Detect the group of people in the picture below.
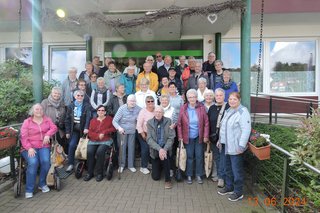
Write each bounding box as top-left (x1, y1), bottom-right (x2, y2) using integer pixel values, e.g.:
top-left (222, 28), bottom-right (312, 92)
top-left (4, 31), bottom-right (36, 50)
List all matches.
top-left (19, 51), bottom-right (250, 202)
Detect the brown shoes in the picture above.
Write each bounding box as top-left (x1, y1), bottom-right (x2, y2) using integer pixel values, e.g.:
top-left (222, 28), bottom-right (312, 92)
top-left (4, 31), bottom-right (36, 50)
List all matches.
top-left (165, 181), bottom-right (172, 189)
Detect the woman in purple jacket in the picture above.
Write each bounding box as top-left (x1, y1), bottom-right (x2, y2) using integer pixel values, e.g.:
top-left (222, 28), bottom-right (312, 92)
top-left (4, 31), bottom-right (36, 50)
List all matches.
top-left (20, 104), bottom-right (58, 199)
top-left (177, 89), bottom-right (209, 184)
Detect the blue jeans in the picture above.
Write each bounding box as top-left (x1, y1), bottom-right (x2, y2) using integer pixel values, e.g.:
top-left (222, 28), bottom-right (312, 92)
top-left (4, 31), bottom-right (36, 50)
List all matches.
top-left (185, 137), bottom-right (204, 177)
top-left (225, 154), bottom-right (244, 195)
top-left (21, 148), bottom-right (51, 193)
top-left (68, 131), bottom-right (80, 166)
top-left (212, 143), bottom-right (226, 180)
top-left (138, 134), bottom-right (149, 168)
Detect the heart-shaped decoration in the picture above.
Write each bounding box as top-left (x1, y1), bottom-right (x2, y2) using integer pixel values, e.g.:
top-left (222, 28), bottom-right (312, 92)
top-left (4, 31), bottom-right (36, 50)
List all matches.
top-left (207, 14), bottom-right (218, 24)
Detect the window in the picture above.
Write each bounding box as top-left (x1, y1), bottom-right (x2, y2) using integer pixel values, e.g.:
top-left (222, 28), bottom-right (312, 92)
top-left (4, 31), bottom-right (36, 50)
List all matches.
top-left (221, 42), bottom-right (263, 92)
top-left (49, 46), bottom-right (86, 83)
top-left (269, 41), bottom-right (316, 93)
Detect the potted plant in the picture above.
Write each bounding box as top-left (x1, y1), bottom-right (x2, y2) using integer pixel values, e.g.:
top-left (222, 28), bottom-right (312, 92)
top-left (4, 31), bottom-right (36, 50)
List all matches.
top-left (0, 127), bottom-right (18, 150)
top-left (248, 129), bottom-right (271, 160)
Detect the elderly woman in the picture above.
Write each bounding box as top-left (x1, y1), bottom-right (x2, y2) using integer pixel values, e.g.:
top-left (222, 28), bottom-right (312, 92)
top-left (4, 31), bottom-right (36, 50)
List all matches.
top-left (119, 66), bottom-right (136, 95)
top-left (197, 77), bottom-right (209, 102)
top-left (76, 79), bottom-right (90, 103)
top-left (65, 90), bottom-right (91, 172)
top-left (79, 62), bottom-right (93, 84)
top-left (136, 96), bottom-right (156, 174)
top-left (168, 82), bottom-right (184, 113)
top-left (218, 92), bottom-right (251, 202)
top-left (177, 89), bottom-right (209, 184)
top-left (159, 95), bottom-right (177, 124)
top-left (112, 95), bottom-right (141, 173)
top-left (135, 78), bottom-right (157, 108)
top-left (215, 70), bottom-right (238, 102)
top-left (41, 87), bottom-right (66, 151)
top-left (21, 104), bottom-right (58, 198)
top-left (147, 106), bottom-right (175, 189)
top-left (86, 73), bottom-right (98, 97)
top-left (157, 76), bottom-right (170, 97)
top-left (145, 55), bottom-right (157, 73)
top-left (84, 105), bottom-right (116, 182)
top-left (106, 84), bottom-right (128, 117)
top-left (203, 89), bottom-right (215, 112)
top-left (103, 61), bottom-right (122, 93)
top-left (123, 58), bottom-right (140, 76)
top-left (90, 77), bottom-right (110, 117)
top-left (62, 67), bottom-right (78, 107)
top-left (208, 88), bottom-right (230, 187)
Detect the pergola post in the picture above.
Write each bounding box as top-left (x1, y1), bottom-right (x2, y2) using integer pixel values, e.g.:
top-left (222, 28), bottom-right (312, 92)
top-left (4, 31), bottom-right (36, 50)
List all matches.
top-left (32, 0), bottom-right (43, 103)
top-left (241, 0), bottom-right (251, 111)
top-left (85, 35), bottom-right (93, 62)
top-left (215, 33), bottom-right (222, 60)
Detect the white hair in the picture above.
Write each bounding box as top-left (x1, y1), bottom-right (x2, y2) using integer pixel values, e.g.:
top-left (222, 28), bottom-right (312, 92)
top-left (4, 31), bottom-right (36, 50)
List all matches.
top-left (186, 89), bottom-right (197, 99)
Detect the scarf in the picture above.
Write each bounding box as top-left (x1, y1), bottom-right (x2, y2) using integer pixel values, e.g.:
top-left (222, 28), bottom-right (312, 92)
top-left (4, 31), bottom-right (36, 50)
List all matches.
top-left (74, 101), bottom-right (83, 118)
top-left (221, 81), bottom-right (233, 90)
top-left (48, 94), bottom-right (62, 109)
top-left (96, 86), bottom-right (107, 94)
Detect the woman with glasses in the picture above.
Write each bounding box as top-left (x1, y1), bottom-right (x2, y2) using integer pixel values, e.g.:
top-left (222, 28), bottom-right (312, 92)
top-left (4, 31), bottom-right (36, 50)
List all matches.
top-left (65, 90), bottom-right (91, 172)
top-left (215, 70), bottom-right (239, 102)
top-left (136, 96), bottom-right (156, 174)
top-left (177, 89), bottom-right (209, 184)
top-left (135, 78), bottom-right (157, 108)
top-left (83, 105), bottom-right (116, 182)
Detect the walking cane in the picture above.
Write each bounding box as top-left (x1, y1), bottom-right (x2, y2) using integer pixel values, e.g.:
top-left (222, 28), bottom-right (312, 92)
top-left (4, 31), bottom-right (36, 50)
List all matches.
top-left (175, 139), bottom-right (183, 182)
top-left (118, 133), bottom-right (124, 180)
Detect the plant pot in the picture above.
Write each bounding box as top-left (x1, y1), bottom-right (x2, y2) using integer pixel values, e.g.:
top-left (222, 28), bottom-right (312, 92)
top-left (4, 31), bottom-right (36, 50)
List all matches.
top-left (248, 142), bottom-right (271, 160)
top-left (0, 137), bottom-right (16, 150)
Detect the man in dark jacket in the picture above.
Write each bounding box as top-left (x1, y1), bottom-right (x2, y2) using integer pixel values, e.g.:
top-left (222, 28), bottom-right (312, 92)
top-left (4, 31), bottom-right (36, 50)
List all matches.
top-left (147, 106), bottom-right (175, 189)
top-left (157, 55), bottom-right (172, 83)
top-left (168, 67), bottom-right (183, 95)
top-left (186, 62), bottom-right (209, 91)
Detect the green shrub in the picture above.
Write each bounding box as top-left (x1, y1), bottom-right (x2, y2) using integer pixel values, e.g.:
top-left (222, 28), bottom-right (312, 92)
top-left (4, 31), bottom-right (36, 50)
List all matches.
top-left (0, 60), bottom-right (55, 126)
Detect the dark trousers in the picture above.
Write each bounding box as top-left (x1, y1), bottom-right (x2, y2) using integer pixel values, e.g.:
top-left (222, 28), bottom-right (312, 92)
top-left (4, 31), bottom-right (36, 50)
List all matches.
top-left (87, 144), bottom-right (108, 176)
top-left (151, 157), bottom-right (171, 182)
top-left (137, 134), bottom-right (150, 168)
top-left (225, 154), bottom-right (244, 195)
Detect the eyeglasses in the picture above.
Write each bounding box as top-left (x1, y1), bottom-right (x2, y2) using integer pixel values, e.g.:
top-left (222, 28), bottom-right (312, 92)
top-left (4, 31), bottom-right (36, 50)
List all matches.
top-left (77, 95), bottom-right (84, 97)
top-left (156, 55), bottom-right (162, 58)
top-left (97, 109), bottom-right (105, 112)
top-left (79, 84), bottom-right (86, 86)
top-left (146, 100), bottom-right (154, 103)
top-left (91, 76), bottom-right (97, 78)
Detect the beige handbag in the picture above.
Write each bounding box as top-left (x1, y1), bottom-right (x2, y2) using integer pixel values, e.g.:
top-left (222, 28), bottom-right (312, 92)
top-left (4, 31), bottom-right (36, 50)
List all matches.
top-left (75, 135), bottom-right (89, 160)
top-left (176, 140), bottom-right (187, 172)
top-left (204, 142), bottom-right (213, 178)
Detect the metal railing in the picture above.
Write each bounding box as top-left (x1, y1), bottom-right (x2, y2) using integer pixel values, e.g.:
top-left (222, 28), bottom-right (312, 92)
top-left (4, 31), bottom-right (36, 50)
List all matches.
top-left (251, 93), bottom-right (320, 126)
top-left (247, 141), bottom-right (320, 213)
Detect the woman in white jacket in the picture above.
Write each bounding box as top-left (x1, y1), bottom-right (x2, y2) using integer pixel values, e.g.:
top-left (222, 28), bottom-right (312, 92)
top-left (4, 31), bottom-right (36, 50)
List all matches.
top-left (217, 92), bottom-right (251, 202)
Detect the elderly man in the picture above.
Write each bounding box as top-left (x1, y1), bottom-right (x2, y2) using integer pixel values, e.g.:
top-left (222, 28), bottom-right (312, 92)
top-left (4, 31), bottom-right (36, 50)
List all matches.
top-left (62, 67), bottom-right (78, 107)
top-left (79, 62), bottom-right (94, 84)
top-left (202, 52), bottom-right (216, 79)
top-left (157, 55), bottom-right (172, 82)
top-left (186, 62), bottom-right (209, 90)
top-left (136, 63), bottom-right (159, 92)
top-left (147, 106), bottom-right (175, 189)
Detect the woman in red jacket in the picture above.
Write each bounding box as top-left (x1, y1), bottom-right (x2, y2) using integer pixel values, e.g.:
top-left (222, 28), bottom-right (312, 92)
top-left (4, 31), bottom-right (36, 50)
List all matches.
top-left (20, 104), bottom-right (58, 199)
top-left (84, 105), bottom-right (116, 182)
top-left (177, 89), bottom-right (209, 184)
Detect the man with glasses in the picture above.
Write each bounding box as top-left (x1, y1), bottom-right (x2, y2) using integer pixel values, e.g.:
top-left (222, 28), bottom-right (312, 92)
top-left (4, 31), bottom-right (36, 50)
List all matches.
top-left (157, 55), bottom-right (173, 83)
top-left (154, 52), bottom-right (164, 70)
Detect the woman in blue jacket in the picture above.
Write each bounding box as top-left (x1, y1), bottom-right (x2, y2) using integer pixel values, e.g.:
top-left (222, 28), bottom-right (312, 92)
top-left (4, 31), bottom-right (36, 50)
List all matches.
top-left (215, 70), bottom-right (238, 102)
top-left (217, 92), bottom-right (251, 202)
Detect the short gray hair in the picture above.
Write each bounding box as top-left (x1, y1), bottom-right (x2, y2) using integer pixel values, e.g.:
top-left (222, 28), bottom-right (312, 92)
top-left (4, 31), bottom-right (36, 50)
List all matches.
top-left (214, 60), bottom-right (223, 66)
top-left (69, 67), bottom-right (77, 73)
top-left (159, 94), bottom-right (170, 102)
top-left (203, 89), bottom-right (214, 97)
top-left (197, 77), bottom-right (207, 85)
top-left (97, 77), bottom-right (105, 83)
top-left (186, 89), bottom-right (197, 99)
top-left (73, 90), bottom-right (84, 97)
top-left (127, 94), bottom-right (136, 101)
top-left (28, 103), bottom-right (43, 116)
top-left (154, 105), bottom-right (164, 113)
top-left (214, 88), bottom-right (225, 96)
top-left (51, 86), bottom-right (62, 94)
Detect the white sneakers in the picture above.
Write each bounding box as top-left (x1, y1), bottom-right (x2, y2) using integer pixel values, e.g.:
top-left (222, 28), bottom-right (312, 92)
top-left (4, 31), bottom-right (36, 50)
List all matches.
top-left (38, 185), bottom-right (50, 193)
top-left (118, 167), bottom-right (124, 173)
top-left (129, 167), bottom-right (136, 173)
top-left (140, 168), bottom-right (150, 174)
top-left (25, 192), bottom-right (33, 199)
